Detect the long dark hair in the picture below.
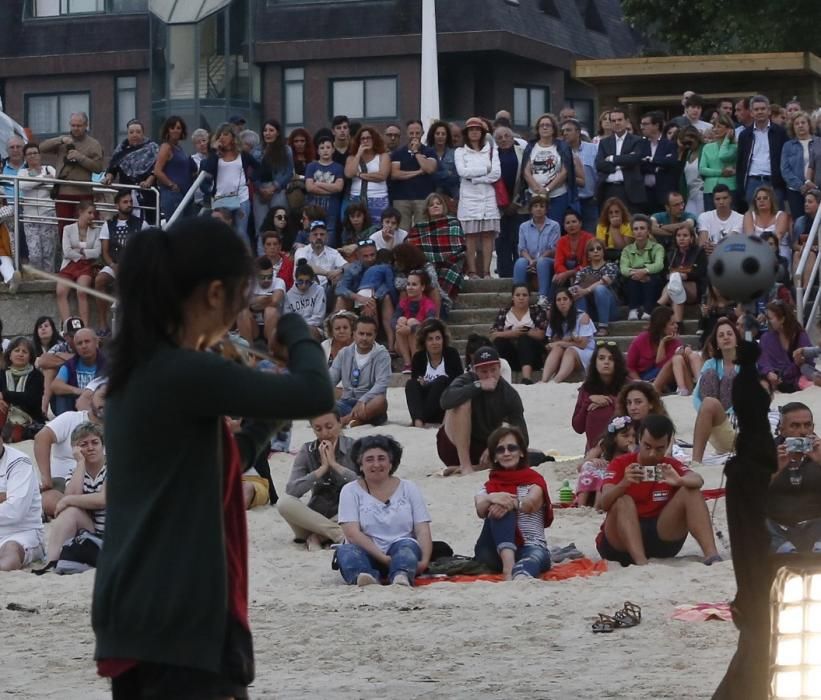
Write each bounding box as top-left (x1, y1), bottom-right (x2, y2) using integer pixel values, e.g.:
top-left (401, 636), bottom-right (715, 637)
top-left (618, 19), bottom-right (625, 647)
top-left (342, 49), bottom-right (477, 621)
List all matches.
top-left (32, 315), bottom-right (58, 357)
top-left (581, 343), bottom-right (628, 395)
top-left (548, 289), bottom-right (577, 339)
top-left (648, 306), bottom-right (675, 346)
top-left (425, 120), bottom-right (453, 149)
top-left (392, 242), bottom-right (427, 273)
top-left (107, 218), bottom-right (253, 395)
top-left (703, 316), bottom-right (741, 360)
top-left (767, 300), bottom-right (803, 344)
top-left (160, 115), bottom-right (187, 142)
top-left (263, 119), bottom-right (289, 170)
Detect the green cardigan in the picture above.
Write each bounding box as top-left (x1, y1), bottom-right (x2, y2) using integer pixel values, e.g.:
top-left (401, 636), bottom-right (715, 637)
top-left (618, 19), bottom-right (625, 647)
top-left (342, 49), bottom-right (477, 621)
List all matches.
top-left (699, 137), bottom-right (738, 193)
top-left (92, 314), bottom-right (334, 673)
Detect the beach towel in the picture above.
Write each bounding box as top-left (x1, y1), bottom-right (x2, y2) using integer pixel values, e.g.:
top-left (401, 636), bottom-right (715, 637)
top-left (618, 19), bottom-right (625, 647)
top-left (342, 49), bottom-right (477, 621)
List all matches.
top-left (415, 557), bottom-right (607, 586)
top-left (672, 603), bottom-right (733, 622)
top-left (407, 215), bottom-right (466, 300)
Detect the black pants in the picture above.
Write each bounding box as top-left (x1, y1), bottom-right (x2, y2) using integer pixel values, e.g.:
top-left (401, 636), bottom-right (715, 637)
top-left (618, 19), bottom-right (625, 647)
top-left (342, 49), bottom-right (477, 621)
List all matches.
top-left (624, 275), bottom-right (662, 314)
top-left (405, 375), bottom-right (450, 424)
top-left (493, 335), bottom-right (545, 371)
top-left (599, 183), bottom-right (644, 214)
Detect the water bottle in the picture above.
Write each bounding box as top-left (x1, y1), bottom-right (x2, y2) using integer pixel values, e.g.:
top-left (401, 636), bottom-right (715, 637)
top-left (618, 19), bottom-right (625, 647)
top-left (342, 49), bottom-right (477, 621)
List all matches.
top-left (559, 480), bottom-right (574, 505)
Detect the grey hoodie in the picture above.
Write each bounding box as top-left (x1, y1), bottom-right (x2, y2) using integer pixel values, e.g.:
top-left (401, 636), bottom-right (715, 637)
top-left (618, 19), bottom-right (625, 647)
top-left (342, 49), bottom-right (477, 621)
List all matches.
top-left (328, 342), bottom-right (392, 404)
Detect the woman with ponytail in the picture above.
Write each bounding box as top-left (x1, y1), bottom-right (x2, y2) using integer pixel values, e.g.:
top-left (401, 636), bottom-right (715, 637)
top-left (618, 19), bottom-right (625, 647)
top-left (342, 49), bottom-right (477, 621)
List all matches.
top-left (92, 217), bottom-right (334, 698)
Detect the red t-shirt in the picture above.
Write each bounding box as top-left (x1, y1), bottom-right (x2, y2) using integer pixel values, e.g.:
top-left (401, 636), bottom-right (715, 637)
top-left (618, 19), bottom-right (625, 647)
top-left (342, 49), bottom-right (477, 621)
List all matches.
top-left (626, 330), bottom-right (682, 376)
top-left (602, 452), bottom-right (691, 519)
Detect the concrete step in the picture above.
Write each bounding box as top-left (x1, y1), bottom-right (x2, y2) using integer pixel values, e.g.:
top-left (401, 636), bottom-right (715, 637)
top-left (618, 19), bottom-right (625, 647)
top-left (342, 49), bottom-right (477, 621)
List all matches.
top-left (455, 291), bottom-right (513, 308)
top-left (447, 308), bottom-right (501, 326)
top-left (461, 277), bottom-right (513, 293)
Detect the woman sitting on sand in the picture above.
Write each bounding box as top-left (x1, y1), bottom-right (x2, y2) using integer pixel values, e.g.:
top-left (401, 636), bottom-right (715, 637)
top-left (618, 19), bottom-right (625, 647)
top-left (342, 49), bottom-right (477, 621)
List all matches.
top-left (473, 426), bottom-right (552, 580)
top-left (278, 410), bottom-right (357, 549)
top-left (336, 435), bottom-right (433, 586)
top-left (572, 341), bottom-right (628, 451)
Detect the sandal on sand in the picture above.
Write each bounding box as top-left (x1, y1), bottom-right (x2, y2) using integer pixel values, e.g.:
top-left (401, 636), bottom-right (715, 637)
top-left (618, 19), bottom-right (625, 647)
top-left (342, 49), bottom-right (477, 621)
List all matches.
top-left (614, 601), bottom-right (642, 627)
top-left (592, 613), bottom-right (617, 633)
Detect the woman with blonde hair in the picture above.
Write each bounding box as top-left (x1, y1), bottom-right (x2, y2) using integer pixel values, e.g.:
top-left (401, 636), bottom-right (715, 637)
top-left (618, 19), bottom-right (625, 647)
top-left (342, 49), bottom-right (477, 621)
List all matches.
top-left (742, 185), bottom-right (791, 264)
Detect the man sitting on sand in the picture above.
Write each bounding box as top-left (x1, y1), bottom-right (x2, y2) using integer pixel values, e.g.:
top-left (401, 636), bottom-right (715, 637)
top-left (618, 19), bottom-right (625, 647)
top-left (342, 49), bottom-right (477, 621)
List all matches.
top-left (328, 316), bottom-right (391, 426)
top-left (437, 346), bottom-right (528, 475)
top-left (596, 414), bottom-right (722, 566)
top-left (767, 402), bottom-right (821, 553)
top-left (0, 432), bottom-right (45, 571)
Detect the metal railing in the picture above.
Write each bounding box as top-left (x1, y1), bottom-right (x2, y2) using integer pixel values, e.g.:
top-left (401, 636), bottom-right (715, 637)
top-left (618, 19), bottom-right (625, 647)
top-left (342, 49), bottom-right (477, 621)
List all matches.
top-left (793, 201), bottom-right (821, 327)
top-left (165, 170), bottom-right (210, 228)
top-left (1, 174), bottom-right (160, 271)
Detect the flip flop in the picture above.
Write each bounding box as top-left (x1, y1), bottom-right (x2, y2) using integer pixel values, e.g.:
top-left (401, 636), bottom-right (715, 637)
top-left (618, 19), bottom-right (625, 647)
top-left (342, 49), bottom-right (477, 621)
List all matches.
top-left (614, 601), bottom-right (642, 627)
top-left (592, 613), bottom-right (616, 633)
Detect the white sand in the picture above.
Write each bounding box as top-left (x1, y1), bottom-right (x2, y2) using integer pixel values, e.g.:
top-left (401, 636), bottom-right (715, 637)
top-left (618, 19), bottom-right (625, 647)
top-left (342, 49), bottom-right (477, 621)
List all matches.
top-left (5, 382), bottom-right (817, 699)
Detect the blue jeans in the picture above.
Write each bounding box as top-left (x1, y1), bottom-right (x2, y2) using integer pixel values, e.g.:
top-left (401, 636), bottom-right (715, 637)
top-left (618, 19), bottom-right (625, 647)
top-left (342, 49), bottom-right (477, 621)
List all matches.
top-left (578, 197), bottom-right (599, 234)
top-left (232, 199), bottom-right (252, 248)
top-left (577, 285), bottom-right (620, 326)
top-left (767, 518), bottom-right (821, 554)
top-left (624, 275), bottom-right (662, 314)
top-left (473, 511), bottom-right (551, 578)
top-left (337, 538), bottom-right (423, 585)
top-left (159, 188), bottom-right (185, 221)
top-left (358, 263), bottom-right (396, 300)
top-left (513, 256), bottom-right (553, 298)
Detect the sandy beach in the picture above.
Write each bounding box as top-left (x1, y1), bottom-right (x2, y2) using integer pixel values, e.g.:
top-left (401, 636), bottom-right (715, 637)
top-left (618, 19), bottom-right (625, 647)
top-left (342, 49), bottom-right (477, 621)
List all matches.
top-left (4, 380), bottom-right (809, 699)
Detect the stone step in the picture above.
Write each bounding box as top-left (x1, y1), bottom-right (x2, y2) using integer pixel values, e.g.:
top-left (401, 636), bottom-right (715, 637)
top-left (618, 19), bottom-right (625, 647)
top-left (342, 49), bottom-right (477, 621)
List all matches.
top-left (461, 277), bottom-right (513, 293)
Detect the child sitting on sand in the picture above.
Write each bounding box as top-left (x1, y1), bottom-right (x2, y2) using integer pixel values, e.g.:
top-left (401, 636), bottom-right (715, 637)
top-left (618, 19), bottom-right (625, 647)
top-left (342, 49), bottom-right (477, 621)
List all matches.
top-left (577, 415), bottom-right (636, 508)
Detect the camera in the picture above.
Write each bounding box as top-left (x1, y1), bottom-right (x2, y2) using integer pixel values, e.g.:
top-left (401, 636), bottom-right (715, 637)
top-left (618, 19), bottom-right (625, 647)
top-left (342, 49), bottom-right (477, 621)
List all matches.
top-left (642, 465), bottom-right (662, 482)
top-left (784, 437), bottom-right (814, 454)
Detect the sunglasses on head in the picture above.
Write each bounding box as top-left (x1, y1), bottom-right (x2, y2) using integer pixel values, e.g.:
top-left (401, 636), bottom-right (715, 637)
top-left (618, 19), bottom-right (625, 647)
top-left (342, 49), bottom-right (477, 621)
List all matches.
top-left (494, 443), bottom-right (520, 455)
top-left (596, 340), bottom-right (617, 347)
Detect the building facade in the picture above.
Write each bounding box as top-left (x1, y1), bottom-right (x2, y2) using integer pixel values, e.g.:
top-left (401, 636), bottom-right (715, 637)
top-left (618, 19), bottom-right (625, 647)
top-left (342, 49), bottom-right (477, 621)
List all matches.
top-left (0, 0), bottom-right (638, 156)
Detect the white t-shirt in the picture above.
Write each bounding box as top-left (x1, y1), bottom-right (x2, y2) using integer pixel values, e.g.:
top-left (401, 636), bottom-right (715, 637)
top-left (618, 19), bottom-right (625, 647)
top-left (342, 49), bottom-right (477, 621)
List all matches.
top-left (697, 209), bottom-right (744, 245)
top-left (294, 245), bottom-right (347, 287)
top-left (529, 143), bottom-right (566, 197)
top-left (354, 346), bottom-right (376, 370)
top-left (370, 227), bottom-right (408, 250)
top-left (251, 277), bottom-right (286, 323)
top-left (424, 357), bottom-right (448, 382)
top-left (44, 410), bottom-right (90, 480)
top-left (338, 479), bottom-right (431, 553)
top-left (350, 154), bottom-right (388, 199)
top-left (0, 445), bottom-right (43, 538)
top-left (216, 157), bottom-right (249, 203)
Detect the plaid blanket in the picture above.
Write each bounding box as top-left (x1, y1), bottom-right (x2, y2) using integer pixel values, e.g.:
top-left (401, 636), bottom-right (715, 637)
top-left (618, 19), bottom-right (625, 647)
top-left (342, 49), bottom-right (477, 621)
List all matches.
top-left (408, 215), bottom-right (466, 299)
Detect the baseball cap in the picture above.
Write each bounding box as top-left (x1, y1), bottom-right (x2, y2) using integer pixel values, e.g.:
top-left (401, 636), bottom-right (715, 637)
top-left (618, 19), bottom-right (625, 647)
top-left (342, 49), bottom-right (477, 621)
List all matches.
top-left (667, 272), bottom-right (687, 305)
top-left (309, 220), bottom-right (327, 231)
top-left (63, 317), bottom-right (84, 335)
top-left (473, 346), bottom-right (500, 368)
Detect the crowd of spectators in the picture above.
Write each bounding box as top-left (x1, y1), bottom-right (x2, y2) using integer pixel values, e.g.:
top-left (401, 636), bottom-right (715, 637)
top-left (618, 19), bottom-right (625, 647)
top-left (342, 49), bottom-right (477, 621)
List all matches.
top-left (2, 91), bottom-right (821, 580)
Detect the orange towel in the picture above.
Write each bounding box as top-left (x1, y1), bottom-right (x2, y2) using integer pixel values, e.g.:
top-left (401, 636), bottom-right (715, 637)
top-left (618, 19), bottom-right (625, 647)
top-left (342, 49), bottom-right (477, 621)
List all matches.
top-left (415, 557), bottom-right (607, 586)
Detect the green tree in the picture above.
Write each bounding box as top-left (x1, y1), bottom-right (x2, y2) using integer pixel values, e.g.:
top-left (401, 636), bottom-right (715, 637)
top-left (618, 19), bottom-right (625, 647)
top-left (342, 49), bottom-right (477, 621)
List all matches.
top-left (621, 0), bottom-right (821, 56)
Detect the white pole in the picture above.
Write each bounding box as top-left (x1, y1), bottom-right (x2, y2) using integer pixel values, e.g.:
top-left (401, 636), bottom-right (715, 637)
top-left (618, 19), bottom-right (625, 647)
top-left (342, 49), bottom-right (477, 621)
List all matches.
top-left (420, 0), bottom-right (440, 132)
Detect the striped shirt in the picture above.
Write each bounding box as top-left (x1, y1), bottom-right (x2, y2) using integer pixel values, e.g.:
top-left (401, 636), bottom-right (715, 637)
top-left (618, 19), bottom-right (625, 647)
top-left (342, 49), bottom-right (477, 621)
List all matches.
top-left (478, 485), bottom-right (547, 547)
top-left (66, 464), bottom-right (107, 535)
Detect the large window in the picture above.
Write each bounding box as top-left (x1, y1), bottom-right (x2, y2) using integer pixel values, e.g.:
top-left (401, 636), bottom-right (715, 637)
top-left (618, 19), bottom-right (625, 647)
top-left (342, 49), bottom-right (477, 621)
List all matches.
top-left (115, 76), bottom-right (137, 143)
top-left (283, 67), bottom-right (304, 129)
top-left (564, 98), bottom-right (594, 134)
top-left (26, 92), bottom-right (90, 137)
top-left (513, 86), bottom-right (549, 129)
top-left (29, 0), bottom-right (145, 16)
top-left (330, 77), bottom-right (397, 120)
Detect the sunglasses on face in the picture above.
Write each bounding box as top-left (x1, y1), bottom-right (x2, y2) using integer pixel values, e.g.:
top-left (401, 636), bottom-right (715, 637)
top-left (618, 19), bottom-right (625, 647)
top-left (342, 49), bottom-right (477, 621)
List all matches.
top-left (494, 443), bottom-right (520, 455)
top-left (274, 214), bottom-right (287, 220)
top-left (588, 246), bottom-right (603, 252)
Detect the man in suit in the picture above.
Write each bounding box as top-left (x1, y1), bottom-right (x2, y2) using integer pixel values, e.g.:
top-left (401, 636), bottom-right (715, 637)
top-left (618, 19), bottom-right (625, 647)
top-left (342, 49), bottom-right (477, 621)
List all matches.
top-left (595, 107), bottom-right (646, 213)
top-left (639, 110), bottom-right (680, 214)
top-left (736, 94), bottom-right (788, 211)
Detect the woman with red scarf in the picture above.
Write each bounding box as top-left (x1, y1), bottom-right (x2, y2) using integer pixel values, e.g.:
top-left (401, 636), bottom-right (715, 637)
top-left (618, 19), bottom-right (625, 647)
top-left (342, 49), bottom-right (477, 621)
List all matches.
top-left (473, 426), bottom-right (553, 580)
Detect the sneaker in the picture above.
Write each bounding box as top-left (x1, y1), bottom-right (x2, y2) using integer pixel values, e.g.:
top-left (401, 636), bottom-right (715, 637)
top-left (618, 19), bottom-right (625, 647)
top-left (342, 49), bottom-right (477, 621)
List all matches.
top-left (676, 388), bottom-right (691, 397)
top-left (8, 270), bottom-right (21, 294)
top-left (537, 295), bottom-right (549, 309)
top-left (401, 364), bottom-right (412, 374)
top-left (641, 312), bottom-right (651, 321)
top-left (513, 572), bottom-right (532, 581)
top-left (356, 572), bottom-right (379, 587)
top-left (391, 573), bottom-right (411, 586)
top-left (627, 309), bottom-right (639, 321)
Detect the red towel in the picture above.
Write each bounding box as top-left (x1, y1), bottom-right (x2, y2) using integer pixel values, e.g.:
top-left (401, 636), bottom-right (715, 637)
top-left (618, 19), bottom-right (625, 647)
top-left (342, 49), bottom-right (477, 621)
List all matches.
top-left (414, 557), bottom-right (607, 586)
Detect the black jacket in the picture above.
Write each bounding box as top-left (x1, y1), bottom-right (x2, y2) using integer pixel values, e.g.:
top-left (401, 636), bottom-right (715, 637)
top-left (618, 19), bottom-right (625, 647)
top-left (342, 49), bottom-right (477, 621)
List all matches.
top-left (410, 346), bottom-right (464, 383)
top-left (736, 122), bottom-right (788, 194)
top-left (641, 137), bottom-right (681, 206)
top-left (595, 132), bottom-right (647, 205)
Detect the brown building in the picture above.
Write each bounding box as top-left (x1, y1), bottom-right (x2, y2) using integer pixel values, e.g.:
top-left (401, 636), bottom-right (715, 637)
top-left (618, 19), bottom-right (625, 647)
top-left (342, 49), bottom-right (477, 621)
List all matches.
top-left (0, 0), bottom-right (637, 155)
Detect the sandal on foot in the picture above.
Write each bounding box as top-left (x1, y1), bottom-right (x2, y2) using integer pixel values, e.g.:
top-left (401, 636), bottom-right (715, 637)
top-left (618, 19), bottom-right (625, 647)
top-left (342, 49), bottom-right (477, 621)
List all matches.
top-left (614, 601), bottom-right (641, 627)
top-left (592, 613), bottom-right (617, 633)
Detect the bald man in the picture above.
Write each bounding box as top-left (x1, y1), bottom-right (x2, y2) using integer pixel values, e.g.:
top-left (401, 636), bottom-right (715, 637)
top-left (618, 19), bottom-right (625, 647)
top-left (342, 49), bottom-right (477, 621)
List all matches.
top-left (49, 328), bottom-right (107, 415)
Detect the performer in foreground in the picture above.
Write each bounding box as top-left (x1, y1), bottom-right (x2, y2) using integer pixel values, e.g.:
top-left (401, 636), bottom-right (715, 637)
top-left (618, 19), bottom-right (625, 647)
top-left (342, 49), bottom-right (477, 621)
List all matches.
top-left (91, 217), bottom-right (335, 699)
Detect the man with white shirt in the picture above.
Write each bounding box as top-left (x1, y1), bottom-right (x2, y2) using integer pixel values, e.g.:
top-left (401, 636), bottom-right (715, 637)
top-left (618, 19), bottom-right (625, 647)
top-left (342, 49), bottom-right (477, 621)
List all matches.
top-left (294, 220), bottom-right (346, 289)
top-left (33, 383), bottom-right (105, 518)
top-left (734, 98), bottom-right (753, 138)
top-left (0, 435), bottom-right (44, 571)
top-left (595, 107), bottom-right (646, 213)
top-left (639, 111), bottom-right (679, 214)
top-left (370, 207), bottom-right (408, 250)
top-left (697, 185), bottom-right (745, 254)
top-left (679, 94), bottom-right (712, 135)
top-left (237, 255), bottom-right (286, 345)
top-left (737, 94), bottom-right (788, 210)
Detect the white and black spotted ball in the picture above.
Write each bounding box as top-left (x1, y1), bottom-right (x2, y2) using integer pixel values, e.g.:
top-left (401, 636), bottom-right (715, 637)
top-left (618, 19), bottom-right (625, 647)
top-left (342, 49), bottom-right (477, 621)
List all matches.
top-left (707, 234), bottom-right (778, 303)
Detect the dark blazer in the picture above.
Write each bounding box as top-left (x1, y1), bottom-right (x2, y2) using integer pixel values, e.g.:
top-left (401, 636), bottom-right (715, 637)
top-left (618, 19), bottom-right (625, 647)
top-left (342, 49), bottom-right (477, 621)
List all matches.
top-left (595, 132), bottom-right (647, 204)
top-left (641, 137), bottom-right (681, 205)
top-left (736, 122), bottom-right (788, 193)
top-left (410, 346), bottom-right (464, 383)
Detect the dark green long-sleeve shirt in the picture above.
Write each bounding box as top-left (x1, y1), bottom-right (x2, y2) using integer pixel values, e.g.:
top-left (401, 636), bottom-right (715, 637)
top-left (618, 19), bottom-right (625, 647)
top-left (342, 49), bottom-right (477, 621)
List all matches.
top-left (92, 314), bottom-right (334, 673)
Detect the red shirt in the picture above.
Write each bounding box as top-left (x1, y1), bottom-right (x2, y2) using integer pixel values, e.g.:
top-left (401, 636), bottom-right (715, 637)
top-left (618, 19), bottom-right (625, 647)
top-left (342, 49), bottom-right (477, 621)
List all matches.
top-left (603, 452), bottom-right (691, 519)
top-left (554, 231), bottom-right (594, 273)
top-left (626, 330), bottom-right (682, 376)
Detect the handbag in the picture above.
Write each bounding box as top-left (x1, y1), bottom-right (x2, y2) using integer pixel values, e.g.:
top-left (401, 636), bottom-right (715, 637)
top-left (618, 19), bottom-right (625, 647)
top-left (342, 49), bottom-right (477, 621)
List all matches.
top-left (212, 159), bottom-right (245, 211)
top-left (490, 144), bottom-right (510, 208)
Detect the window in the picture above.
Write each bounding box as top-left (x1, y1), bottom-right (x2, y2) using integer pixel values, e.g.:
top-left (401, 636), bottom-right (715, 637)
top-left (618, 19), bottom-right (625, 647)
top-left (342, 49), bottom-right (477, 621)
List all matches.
top-left (26, 92), bottom-right (90, 137)
top-left (513, 86), bottom-right (549, 129)
top-left (564, 98), bottom-right (594, 134)
top-left (29, 0), bottom-right (145, 16)
top-left (283, 67), bottom-right (304, 129)
top-left (115, 76), bottom-right (137, 143)
top-left (577, 0), bottom-right (605, 33)
top-left (330, 77), bottom-right (397, 120)
top-left (539, 0), bottom-right (560, 16)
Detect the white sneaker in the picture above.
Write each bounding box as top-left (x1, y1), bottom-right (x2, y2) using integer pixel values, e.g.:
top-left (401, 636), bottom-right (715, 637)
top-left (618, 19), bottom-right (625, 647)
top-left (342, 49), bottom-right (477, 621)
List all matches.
top-left (356, 572), bottom-right (378, 587)
top-left (537, 295), bottom-right (549, 309)
top-left (628, 309), bottom-right (639, 321)
top-left (392, 573), bottom-right (411, 586)
top-left (641, 312), bottom-right (651, 320)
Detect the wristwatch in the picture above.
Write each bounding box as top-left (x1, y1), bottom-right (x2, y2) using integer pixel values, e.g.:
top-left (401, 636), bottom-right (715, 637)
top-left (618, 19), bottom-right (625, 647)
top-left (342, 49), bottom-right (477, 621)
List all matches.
top-left (473, 380), bottom-right (482, 390)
